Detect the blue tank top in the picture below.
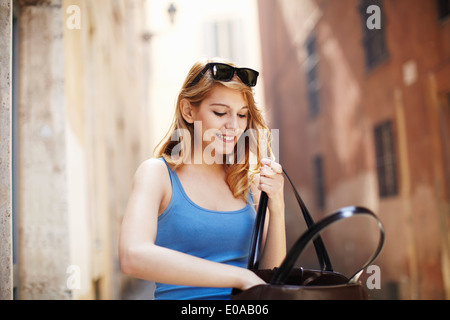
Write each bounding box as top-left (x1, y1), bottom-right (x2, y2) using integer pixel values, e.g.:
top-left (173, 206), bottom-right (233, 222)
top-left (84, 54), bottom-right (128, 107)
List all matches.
top-left (154, 158), bottom-right (256, 300)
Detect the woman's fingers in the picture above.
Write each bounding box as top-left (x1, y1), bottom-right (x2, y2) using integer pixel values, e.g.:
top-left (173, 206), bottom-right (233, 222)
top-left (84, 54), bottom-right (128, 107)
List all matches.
top-left (259, 158), bottom-right (284, 195)
top-left (260, 165), bottom-right (275, 177)
top-left (260, 158), bottom-right (283, 176)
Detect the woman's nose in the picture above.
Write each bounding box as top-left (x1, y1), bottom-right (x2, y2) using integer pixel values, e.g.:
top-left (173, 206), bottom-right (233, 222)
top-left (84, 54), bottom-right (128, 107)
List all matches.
top-left (225, 114), bottom-right (239, 130)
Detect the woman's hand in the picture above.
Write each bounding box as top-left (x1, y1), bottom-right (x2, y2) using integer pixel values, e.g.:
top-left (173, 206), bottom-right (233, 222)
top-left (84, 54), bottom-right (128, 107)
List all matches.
top-left (255, 158), bottom-right (287, 269)
top-left (239, 269), bottom-right (266, 291)
top-left (258, 158), bottom-right (285, 212)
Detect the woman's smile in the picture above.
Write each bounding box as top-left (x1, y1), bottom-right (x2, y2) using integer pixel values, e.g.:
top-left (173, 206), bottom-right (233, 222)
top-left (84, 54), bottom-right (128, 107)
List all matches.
top-left (216, 132), bottom-right (236, 143)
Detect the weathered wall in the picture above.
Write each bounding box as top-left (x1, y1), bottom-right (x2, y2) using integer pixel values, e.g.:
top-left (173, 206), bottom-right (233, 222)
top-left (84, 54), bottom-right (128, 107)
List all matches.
top-left (7, 0), bottom-right (151, 299)
top-left (16, 0), bottom-right (71, 299)
top-left (62, 0), bottom-right (152, 299)
top-left (0, 0), bottom-right (13, 300)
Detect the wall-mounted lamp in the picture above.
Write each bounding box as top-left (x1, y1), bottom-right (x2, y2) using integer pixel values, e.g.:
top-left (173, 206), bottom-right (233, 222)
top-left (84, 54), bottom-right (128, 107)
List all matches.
top-left (142, 2), bottom-right (177, 42)
top-left (167, 3), bottom-right (176, 25)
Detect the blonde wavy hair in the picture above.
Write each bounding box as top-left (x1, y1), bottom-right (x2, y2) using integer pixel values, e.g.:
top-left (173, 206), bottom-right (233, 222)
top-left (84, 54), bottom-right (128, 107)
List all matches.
top-left (154, 58), bottom-right (274, 203)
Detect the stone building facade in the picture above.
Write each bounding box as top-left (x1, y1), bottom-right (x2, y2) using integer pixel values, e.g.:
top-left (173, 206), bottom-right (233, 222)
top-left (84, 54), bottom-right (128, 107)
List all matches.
top-left (258, 0), bottom-right (450, 299)
top-left (0, 0), bottom-right (152, 299)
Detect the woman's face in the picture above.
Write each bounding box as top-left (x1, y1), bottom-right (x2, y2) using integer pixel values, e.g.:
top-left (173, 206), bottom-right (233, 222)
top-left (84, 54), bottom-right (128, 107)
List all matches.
top-left (190, 84), bottom-right (249, 160)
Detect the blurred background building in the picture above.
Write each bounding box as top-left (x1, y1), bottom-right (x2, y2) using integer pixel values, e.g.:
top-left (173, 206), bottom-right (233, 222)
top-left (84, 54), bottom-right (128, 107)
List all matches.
top-left (258, 0), bottom-right (450, 299)
top-left (0, 0), bottom-right (449, 300)
top-left (1, 0), bottom-right (152, 299)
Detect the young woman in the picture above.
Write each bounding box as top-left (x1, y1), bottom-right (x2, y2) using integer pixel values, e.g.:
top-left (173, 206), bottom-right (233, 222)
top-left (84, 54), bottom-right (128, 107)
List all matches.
top-left (119, 58), bottom-right (286, 300)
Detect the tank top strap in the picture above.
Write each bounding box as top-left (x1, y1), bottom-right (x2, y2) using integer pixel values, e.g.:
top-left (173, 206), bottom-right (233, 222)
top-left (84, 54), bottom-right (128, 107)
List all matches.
top-left (248, 188), bottom-right (255, 207)
top-left (158, 157), bottom-right (183, 202)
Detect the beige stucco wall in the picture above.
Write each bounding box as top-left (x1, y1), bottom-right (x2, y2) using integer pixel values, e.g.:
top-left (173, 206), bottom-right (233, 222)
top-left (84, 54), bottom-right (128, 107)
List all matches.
top-left (4, 0), bottom-right (152, 299)
top-left (16, 0), bottom-right (71, 299)
top-left (0, 0), bottom-right (13, 300)
top-left (62, 0), bottom-right (152, 299)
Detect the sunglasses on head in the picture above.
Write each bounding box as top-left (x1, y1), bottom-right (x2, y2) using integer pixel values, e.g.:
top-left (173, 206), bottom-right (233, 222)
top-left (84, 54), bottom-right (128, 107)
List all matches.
top-left (188, 63), bottom-right (259, 88)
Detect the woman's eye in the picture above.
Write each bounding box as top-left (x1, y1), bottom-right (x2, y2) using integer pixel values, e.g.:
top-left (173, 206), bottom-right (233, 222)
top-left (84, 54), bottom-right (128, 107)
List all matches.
top-left (213, 111), bottom-right (247, 118)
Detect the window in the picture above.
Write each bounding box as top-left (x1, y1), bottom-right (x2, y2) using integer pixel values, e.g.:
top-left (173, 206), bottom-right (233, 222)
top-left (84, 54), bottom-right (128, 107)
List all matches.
top-left (305, 35), bottom-right (321, 117)
top-left (313, 155), bottom-right (326, 209)
top-left (374, 120), bottom-right (398, 197)
top-left (437, 0), bottom-right (450, 21)
top-left (359, 0), bottom-right (389, 70)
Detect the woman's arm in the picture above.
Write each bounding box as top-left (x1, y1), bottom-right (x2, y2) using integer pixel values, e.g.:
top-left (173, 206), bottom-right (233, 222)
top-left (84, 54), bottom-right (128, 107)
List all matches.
top-left (250, 159), bottom-right (287, 269)
top-left (119, 159), bottom-right (264, 290)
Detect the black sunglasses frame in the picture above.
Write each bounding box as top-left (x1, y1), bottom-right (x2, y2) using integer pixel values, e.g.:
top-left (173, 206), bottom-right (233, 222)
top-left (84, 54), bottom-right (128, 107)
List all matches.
top-left (188, 63), bottom-right (259, 88)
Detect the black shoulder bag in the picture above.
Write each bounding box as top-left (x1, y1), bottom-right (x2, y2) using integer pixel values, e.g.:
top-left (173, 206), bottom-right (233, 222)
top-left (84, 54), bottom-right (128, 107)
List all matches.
top-left (231, 168), bottom-right (385, 300)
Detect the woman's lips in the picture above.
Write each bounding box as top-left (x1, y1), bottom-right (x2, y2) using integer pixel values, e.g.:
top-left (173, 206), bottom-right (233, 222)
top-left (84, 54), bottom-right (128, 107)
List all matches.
top-left (216, 133), bottom-right (235, 143)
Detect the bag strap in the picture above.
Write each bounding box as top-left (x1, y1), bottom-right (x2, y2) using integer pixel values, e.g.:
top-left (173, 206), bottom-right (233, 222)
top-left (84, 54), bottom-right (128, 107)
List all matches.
top-left (247, 168), bottom-right (333, 272)
top-left (282, 168), bottom-right (333, 272)
top-left (247, 191), bottom-right (268, 269)
top-left (270, 206), bottom-right (385, 285)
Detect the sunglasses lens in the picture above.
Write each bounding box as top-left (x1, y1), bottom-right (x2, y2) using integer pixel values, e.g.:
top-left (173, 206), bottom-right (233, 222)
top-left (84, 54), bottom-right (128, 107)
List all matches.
top-left (237, 69), bottom-right (259, 87)
top-left (212, 64), bottom-right (235, 81)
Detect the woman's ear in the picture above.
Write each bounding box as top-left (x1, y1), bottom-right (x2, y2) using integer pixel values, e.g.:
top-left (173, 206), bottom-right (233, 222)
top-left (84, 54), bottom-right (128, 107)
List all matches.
top-left (180, 99), bottom-right (195, 124)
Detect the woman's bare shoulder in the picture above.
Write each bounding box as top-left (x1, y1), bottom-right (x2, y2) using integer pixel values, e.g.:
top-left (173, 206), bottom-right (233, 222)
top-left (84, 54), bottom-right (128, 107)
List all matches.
top-left (133, 157), bottom-right (171, 191)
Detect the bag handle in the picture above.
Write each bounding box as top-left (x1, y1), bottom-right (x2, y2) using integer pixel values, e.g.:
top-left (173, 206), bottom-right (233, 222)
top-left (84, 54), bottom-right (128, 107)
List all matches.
top-left (270, 206), bottom-right (385, 285)
top-left (247, 168), bottom-right (333, 272)
top-left (247, 191), bottom-right (268, 270)
top-left (282, 168), bottom-right (333, 272)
